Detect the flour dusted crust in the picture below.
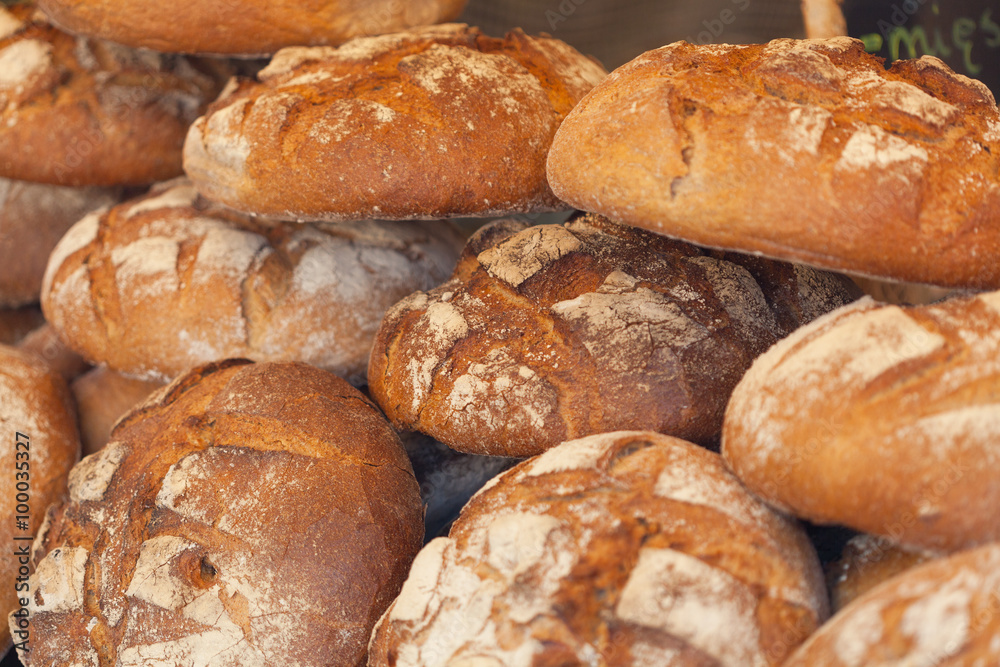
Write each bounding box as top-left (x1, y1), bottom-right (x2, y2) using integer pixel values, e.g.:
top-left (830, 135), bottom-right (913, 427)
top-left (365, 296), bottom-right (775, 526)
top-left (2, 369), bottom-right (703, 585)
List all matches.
top-left (0, 177), bottom-right (119, 306)
top-left (370, 431), bottom-right (829, 666)
top-left (0, 345), bottom-right (79, 651)
top-left (368, 213), bottom-right (860, 457)
top-left (723, 292), bottom-right (1000, 552)
top-left (827, 534), bottom-right (939, 613)
top-left (0, 4), bottom-right (230, 186)
top-left (41, 178), bottom-right (464, 383)
top-left (785, 543), bottom-right (1000, 666)
top-left (183, 24), bottom-right (608, 221)
top-left (547, 37), bottom-right (1000, 288)
top-left (11, 360), bottom-right (424, 667)
top-left (37, 0), bottom-right (467, 56)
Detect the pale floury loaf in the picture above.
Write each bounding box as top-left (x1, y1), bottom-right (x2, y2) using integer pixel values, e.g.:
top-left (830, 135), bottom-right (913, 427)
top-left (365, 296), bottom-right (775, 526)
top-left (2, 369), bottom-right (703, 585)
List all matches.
top-left (547, 37), bottom-right (1000, 288)
top-left (723, 292), bottom-right (1000, 552)
top-left (369, 431), bottom-right (829, 666)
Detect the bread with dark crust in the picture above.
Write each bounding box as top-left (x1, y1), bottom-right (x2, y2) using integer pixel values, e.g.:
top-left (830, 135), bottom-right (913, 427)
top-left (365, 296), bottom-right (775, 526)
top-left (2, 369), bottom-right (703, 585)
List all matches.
top-left (547, 37), bottom-right (1000, 289)
top-left (41, 178), bottom-right (464, 384)
top-left (368, 213), bottom-right (860, 457)
top-left (370, 430), bottom-right (829, 666)
top-left (723, 292), bottom-right (1000, 553)
top-left (10, 359), bottom-right (423, 667)
top-left (0, 3), bottom-right (230, 186)
top-left (183, 24), bottom-right (608, 221)
top-left (37, 0), bottom-right (467, 56)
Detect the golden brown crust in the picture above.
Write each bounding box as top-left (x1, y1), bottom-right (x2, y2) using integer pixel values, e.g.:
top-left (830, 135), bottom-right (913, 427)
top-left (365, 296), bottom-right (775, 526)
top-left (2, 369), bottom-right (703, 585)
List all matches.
top-left (786, 543), bottom-right (1000, 666)
top-left (0, 344), bottom-right (79, 651)
top-left (37, 0), bottom-right (467, 56)
top-left (0, 177), bottom-right (119, 306)
top-left (183, 24), bottom-right (608, 221)
top-left (722, 292), bottom-right (1000, 552)
top-left (827, 534), bottom-right (939, 613)
top-left (368, 213), bottom-right (860, 457)
top-left (547, 37), bottom-right (1000, 289)
top-left (41, 178), bottom-right (464, 383)
top-left (0, 4), bottom-right (230, 186)
top-left (12, 360), bottom-right (423, 667)
top-left (370, 431), bottom-right (828, 666)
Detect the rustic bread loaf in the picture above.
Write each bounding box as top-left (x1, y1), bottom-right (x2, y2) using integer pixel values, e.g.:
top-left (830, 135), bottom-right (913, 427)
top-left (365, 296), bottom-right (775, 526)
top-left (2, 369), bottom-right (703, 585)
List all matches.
top-left (41, 178), bottom-right (464, 383)
top-left (784, 542), bottom-right (1000, 666)
top-left (0, 177), bottom-right (119, 306)
top-left (370, 430), bottom-right (829, 666)
top-left (37, 0), bottom-right (467, 56)
top-left (0, 3), bottom-right (230, 186)
top-left (723, 292), bottom-right (1000, 552)
top-left (0, 344), bottom-right (79, 652)
top-left (369, 213), bottom-right (860, 457)
top-left (0, 306), bottom-right (44, 345)
top-left (801, 0), bottom-right (845, 38)
top-left (17, 323), bottom-right (90, 381)
top-left (547, 37), bottom-right (1000, 289)
top-left (183, 24), bottom-right (608, 221)
top-left (71, 366), bottom-right (164, 456)
top-left (827, 534), bottom-right (938, 613)
top-left (10, 359), bottom-right (423, 667)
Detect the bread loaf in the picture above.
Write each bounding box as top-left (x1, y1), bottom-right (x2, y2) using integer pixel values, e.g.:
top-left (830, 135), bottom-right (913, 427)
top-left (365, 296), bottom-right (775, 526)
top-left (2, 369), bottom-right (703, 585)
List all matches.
top-left (71, 366), bottom-right (164, 456)
top-left (785, 542), bottom-right (1000, 666)
top-left (723, 292), bottom-right (1000, 552)
top-left (17, 323), bottom-right (90, 381)
top-left (370, 430), bottom-right (829, 666)
top-left (183, 24), bottom-right (608, 221)
top-left (827, 534), bottom-right (938, 613)
top-left (41, 178), bottom-right (464, 383)
top-left (0, 306), bottom-right (44, 345)
top-left (369, 213), bottom-right (860, 456)
top-left (547, 37), bottom-right (1000, 288)
top-left (0, 177), bottom-right (119, 306)
top-left (0, 3), bottom-right (230, 186)
top-left (11, 359), bottom-right (423, 666)
top-left (37, 0), bottom-right (467, 56)
top-left (0, 345), bottom-right (79, 652)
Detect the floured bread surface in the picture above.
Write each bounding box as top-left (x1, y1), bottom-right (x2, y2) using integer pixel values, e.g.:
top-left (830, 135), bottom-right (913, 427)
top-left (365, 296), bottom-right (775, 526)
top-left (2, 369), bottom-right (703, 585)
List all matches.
top-left (785, 543), bottom-right (1000, 666)
top-left (368, 212), bottom-right (860, 457)
top-left (37, 0), bottom-right (467, 56)
top-left (547, 37), bottom-right (1000, 288)
top-left (41, 178), bottom-right (464, 384)
top-left (10, 359), bottom-right (424, 667)
top-left (0, 3), bottom-right (230, 186)
top-left (0, 345), bottom-right (79, 649)
top-left (723, 292), bottom-right (1000, 552)
top-left (369, 431), bottom-right (829, 666)
top-left (183, 23), bottom-right (608, 221)
top-left (0, 176), bottom-right (119, 306)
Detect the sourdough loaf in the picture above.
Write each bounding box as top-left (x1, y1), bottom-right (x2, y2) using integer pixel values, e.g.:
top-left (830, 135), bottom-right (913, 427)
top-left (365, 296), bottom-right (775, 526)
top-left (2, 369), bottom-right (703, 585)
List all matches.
top-left (11, 359), bottom-right (423, 666)
top-left (547, 37), bottom-right (1000, 288)
top-left (723, 292), bottom-right (1000, 552)
top-left (369, 213), bottom-right (860, 456)
top-left (183, 24), bottom-right (608, 221)
top-left (41, 178), bottom-right (464, 383)
top-left (370, 430), bottom-right (829, 666)
top-left (0, 3), bottom-right (230, 186)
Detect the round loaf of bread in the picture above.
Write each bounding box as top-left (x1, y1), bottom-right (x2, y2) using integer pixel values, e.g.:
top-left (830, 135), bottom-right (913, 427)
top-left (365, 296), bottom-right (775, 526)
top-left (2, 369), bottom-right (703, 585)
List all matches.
top-left (0, 177), bottom-right (119, 306)
top-left (547, 37), bottom-right (1000, 289)
top-left (827, 534), bottom-right (938, 613)
top-left (41, 178), bottom-right (464, 383)
top-left (37, 0), bottom-right (467, 56)
top-left (723, 292), bottom-right (1000, 552)
top-left (785, 542), bottom-right (1000, 666)
top-left (10, 359), bottom-right (423, 666)
top-left (0, 3), bottom-right (230, 186)
top-left (17, 323), bottom-right (90, 381)
top-left (369, 213), bottom-right (860, 457)
top-left (183, 24), bottom-right (608, 221)
top-left (0, 345), bottom-right (79, 651)
top-left (370, 430), bottom-right (829, 666)
top-left (71, 366), bottom-right (164, 456)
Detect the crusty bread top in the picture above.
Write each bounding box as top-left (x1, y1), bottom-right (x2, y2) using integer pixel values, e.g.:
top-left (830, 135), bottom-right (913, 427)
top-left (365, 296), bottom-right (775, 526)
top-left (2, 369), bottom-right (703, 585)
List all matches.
top-left (184, 24), bottom-right (607, 221)
top-left (547, 37), bottom-right (1000, 288)
top-left (0, 3), bottom-right (229, 186)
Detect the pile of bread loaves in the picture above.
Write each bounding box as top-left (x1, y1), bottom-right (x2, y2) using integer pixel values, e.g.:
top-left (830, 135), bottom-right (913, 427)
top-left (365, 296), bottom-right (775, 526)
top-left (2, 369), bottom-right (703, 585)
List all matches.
top-left (1, 0), bottom-right (999, 664)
